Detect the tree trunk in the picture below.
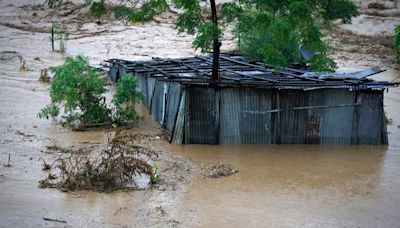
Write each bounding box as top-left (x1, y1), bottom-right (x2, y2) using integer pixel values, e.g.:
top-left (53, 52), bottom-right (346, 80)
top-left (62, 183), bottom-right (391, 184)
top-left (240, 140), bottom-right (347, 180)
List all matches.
top-left (210, 0), bottom-right (220, 81)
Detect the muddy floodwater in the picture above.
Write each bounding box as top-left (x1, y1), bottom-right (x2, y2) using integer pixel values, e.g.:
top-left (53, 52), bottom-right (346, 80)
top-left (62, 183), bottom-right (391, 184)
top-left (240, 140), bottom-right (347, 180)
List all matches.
top-left (1, 0), bottom-right (400, 227)
top-left (166, 70), bottom-right (400, 227)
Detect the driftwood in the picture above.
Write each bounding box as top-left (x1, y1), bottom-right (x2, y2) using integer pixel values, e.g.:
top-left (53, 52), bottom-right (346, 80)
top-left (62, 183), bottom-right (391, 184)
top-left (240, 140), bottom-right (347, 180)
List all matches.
top-left (42, 217), bottom-right (67, 224)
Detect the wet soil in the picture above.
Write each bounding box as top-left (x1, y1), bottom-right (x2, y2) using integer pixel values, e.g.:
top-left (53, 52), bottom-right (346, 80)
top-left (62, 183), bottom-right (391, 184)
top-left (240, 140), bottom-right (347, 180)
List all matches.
top-left (1, 0), bottom-right (400, 227)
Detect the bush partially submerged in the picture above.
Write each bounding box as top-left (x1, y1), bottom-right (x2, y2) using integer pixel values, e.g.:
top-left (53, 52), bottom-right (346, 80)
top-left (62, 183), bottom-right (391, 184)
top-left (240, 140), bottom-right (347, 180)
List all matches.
top-left (39, 56), bottom-right (142, 129)
top-left (38, 56), bottom-right (111, 127)
top-left (39, 133), bottom-right (159, 192)
top-left (112, 75), bottom-right (143, 125)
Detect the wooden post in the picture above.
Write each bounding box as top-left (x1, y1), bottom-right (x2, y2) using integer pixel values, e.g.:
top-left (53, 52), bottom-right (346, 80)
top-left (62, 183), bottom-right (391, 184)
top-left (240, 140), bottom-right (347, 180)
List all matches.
top-left (51, 27), bottom-right (55, 52)
top-left (210, 0), bottom-right (221, 144)
top-left (210, 0), bottom-right (221, 81)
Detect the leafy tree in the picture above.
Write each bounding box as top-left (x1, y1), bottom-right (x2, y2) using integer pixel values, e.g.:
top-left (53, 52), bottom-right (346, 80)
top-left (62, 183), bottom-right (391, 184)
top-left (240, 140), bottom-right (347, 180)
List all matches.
top-left (124, 0), bottom-right (221, 79)
top-left (121, 0), bottom-right (357, 72)
top-left (44, 0), bottom-right (358, 72)
top-left (221, 0), bottom-right (358, 71)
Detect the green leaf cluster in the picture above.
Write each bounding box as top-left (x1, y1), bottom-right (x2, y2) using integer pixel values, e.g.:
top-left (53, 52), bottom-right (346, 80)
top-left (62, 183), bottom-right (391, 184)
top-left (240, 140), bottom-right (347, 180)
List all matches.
top-left (39, 56), bottom-right (110, 126)
top-left (39, 56), bottom-right (143, 128)
top-left (221, 0), bottom-right (358, 71)
top-left (172, 0), bottom-right (222, 53)
top-left (89, 0), bottom-right (107, 18)
top-left (130, 0), bottom-right (169, 23)
top-left (113, 5), bottom-right (134, 20)
top-left (395, 25), bottom-right (400, 63)
top-left (112, 75), bottom-right (143, 125)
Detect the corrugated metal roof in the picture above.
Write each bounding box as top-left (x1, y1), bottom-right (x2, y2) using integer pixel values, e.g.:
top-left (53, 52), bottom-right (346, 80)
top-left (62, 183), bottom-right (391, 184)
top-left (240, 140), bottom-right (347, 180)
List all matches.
top-left (105, 54), bottom-right (399, 90)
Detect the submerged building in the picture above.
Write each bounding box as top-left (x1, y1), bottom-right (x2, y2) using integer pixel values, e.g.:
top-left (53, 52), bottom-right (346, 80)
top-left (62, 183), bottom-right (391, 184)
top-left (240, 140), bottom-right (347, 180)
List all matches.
top-left (107, 54), bottom-right (398, 145)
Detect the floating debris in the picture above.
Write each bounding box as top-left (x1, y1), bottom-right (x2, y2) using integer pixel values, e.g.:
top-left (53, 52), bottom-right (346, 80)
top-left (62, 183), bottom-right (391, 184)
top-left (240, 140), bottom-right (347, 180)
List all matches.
top-left (201, 164), bottom-right (238, 179)
top-left (39, 132), bottom-right (158, 192)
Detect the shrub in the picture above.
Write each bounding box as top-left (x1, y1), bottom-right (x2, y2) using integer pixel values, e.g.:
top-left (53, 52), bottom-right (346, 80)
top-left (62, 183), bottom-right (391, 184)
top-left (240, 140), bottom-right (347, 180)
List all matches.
top-left (39, 57), bottom-right (143, 128)
top-left (113, 5), bottom-right (134, 20)
top-left (38, 56), bottom-right (111, 127)
top-left (89, 0), bottom-right (107, 17)
top-left (112, 75), bottom-right (143, 125)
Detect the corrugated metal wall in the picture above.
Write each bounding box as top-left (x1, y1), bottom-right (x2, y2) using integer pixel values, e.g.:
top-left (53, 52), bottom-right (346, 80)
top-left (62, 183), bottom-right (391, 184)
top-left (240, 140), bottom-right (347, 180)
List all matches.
top-left (164, 83), bottom-right (183, 132)
top-left (135, 75), bottom-right (183, 136)
top-left (185, 87), bottom-right (218, 144)
top-left (185, 87), bottom-right (386, 145)
top-left (150, 80), bottom-right (165, 123)
top-left (137, 74), bottom-right (149, 106)
top-left (275, 90), bottom-right (309, 144)
top-left (355, 90), bottom-right (385, 145)
top-left (133, 74), bottom-right (386, 145)
top-left (319, 90), bottom-right (355, 144)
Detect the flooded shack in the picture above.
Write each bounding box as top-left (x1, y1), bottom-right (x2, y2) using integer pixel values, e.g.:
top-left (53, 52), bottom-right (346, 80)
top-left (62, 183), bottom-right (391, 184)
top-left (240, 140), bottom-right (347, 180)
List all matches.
top-left (107, 54), bottom-right (398, 145)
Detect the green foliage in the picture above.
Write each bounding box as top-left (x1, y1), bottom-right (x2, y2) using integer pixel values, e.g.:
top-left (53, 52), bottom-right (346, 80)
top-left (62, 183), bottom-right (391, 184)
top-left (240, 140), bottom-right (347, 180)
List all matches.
top-left (39, 57), bottom-right (143, 128)
top-left (44, 0), bottom-right (63, 8)
top-left (172, 0), bottom-right (223, 53)
top-left (89, 0), bottom-right (107, 17)
top-left (42, 0), bottom-right (358, 72)
top-left (112, 75), bottom-right (143, 125)
top-left (51, 22), bottom-right (69, 54)
top-left (130, 0), bottom-right (168, 23)
top-left (319, 0), bottom-right (359, 23)
top-left (113, 5), bottom-right (134, 20)
top-left (38, 103), bottom-right (60, 120)
top-left (221, 0), bottom-right (358, 71)
top-left (39, 56), bottom-right (111, 127)
top-left (136, 0), bottom-right (355, 70)
top-left (395, 25), bottom-right (400, 63)
top-left (193, 22), bottom-right (222, 52)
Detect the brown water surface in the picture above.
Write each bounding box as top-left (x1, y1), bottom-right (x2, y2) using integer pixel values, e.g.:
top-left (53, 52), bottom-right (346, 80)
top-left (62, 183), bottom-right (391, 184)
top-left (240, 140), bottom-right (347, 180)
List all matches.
top-left (0, 2), bottom-right (399, 225)
top-left (167, 70), bottom-right (400, 227)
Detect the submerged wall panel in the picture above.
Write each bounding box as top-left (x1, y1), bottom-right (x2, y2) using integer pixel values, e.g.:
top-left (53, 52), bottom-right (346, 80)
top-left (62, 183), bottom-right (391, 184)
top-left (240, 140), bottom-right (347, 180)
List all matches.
top-left (165, 83), bottom-right (183, 133)
top-left (356, 90), bottom-right (384, 145)
top-left (171, 91), bottom-right (186, 144)
top-left (137, 75), bottom-right (149, 107)
top-left (239, 88), bottom-right (272, 144)
top-left (147, 77), bottom-right (156, 107)
top-left (150, 80), bottom-right (165, 124)
top-left (185, 87), bottom-right (217, 144)
top-left (219, 88), bottom-right (241, 144)
top-left (276, 90), bottom-right (308, 144)
top-left (319, 89), bottom-right (355, 144)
